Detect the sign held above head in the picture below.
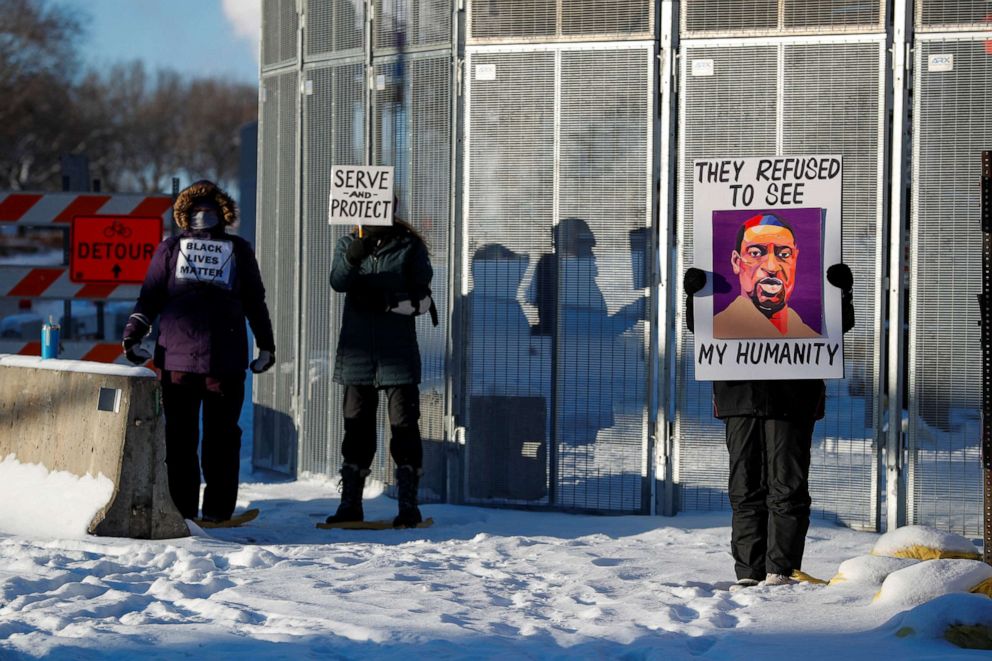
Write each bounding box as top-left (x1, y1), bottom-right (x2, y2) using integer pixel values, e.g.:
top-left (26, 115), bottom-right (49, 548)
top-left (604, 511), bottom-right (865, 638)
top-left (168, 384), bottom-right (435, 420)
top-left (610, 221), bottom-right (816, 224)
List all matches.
top-left (328, 165), bottom-right (394, 227)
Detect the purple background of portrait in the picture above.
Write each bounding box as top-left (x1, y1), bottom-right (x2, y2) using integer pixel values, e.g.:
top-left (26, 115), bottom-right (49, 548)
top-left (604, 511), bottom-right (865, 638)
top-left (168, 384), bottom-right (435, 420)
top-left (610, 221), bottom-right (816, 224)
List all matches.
top-left (711, 207), bottom-right (824, 334)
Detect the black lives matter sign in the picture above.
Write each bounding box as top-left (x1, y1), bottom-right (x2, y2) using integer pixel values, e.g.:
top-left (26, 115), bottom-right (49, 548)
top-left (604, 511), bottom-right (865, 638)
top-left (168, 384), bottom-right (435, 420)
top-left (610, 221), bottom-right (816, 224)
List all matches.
top-left (327, 165), bottom-right (394, 226)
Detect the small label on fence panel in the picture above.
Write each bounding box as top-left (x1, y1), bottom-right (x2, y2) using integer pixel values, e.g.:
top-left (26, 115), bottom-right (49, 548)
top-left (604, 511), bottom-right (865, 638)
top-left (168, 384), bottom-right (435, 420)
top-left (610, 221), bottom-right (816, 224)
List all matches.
top-left (475, 64), bottom-right (496, 81)
top-left (928, 54), bottom-right (954, 72)
top-left (328, 165), bottom-right (394, 226)
top-left (691, 59), bottom-right (715, 76)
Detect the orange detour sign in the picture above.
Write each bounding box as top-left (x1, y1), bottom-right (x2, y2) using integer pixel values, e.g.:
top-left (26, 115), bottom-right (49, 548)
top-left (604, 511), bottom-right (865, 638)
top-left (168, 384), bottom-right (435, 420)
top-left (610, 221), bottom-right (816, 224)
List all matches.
top-left (70, 215), bottom-right (163, 284)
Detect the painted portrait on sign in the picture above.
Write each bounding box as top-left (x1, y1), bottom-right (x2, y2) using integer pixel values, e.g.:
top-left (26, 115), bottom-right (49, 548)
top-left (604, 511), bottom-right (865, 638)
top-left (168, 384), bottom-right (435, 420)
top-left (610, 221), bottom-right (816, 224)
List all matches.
top-left (711, 207), bottom-right (824, 339)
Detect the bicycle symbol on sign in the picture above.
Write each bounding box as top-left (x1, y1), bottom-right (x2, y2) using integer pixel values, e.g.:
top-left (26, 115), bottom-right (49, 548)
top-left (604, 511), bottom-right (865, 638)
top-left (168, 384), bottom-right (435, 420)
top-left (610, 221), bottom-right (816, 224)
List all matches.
top-left (102, 220), bottom-right (133, 239)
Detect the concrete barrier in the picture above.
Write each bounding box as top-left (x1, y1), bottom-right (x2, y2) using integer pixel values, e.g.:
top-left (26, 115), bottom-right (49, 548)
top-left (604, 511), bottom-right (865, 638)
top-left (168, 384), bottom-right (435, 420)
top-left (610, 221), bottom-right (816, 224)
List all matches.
top-left (0, 355), bottom-right (188, 538)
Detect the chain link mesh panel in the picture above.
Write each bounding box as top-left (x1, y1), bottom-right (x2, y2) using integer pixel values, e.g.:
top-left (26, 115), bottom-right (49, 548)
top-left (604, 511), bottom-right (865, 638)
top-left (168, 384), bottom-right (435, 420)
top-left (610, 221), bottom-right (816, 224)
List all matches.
top-left (468, 1), bottom-right (651, 42)
top-left (908, 37), bottom-right (992, 536)
top-left (676, 45), bottom-right (779, 513)
top-left (375, 0), bottom-right (452, 51)
top-left (782, 41), bottom-right (884, 529)
top-left (263, 0), bottom-right (300, 68)
top-left (306, 0), bottom-right (364, 57)
top-left (299, 62), bottom-right (365, 478)
top-left (682, 1), bottom-right (884, 36)
top-left (917, 1), bottom-right (992, 29)
top-left (464, 49), bottom-right (556, 503)
top-left (675, 40), bottom-right (884, 530)
top-left (557, 47), bottom-right (651, 511)
top-left (372, 51), bottom-right (451, 501)
top-left (254, 71), bottom-right (300, 474)
top-left (463, 45), bottom-right (651, 511)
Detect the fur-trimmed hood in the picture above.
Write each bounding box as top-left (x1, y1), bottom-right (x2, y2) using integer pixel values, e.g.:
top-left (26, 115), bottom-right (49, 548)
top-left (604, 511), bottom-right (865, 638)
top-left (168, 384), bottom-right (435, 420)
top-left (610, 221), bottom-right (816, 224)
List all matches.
top-left (173, 180), bottom-right (238, 230)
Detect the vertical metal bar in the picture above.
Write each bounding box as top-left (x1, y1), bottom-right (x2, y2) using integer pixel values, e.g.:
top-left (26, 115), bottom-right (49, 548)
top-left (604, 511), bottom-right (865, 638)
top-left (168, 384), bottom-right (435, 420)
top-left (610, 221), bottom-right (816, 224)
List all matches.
top-left (886, 0), bottom-right (911, 532)
top-left (365, 0), bottom-right (374, 166)
top-left (642, 42), bottom-right (657, 515)
top-left (291, 0), bottom-right (306, 474)
top-left (445, 0), bottom-right (465, 504)
top-left (981, 149), bottom-right (991, 565)
top-left (548, 47), bottom-right (562, 506)
top-left (655, 0), bottom-right (678, 517)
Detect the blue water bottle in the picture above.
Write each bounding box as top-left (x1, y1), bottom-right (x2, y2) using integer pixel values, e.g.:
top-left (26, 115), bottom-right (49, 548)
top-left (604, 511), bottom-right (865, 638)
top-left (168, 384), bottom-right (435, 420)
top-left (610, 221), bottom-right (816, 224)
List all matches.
top-left (41, 316), bottom-right (60, 359)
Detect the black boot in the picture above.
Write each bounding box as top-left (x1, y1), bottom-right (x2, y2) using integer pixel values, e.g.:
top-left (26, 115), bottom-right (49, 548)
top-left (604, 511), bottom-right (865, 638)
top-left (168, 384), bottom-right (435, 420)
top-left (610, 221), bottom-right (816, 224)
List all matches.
top-left (325, 463), bottom-right (369, 524)
top-left (392, 464), bottom-right (423, 528)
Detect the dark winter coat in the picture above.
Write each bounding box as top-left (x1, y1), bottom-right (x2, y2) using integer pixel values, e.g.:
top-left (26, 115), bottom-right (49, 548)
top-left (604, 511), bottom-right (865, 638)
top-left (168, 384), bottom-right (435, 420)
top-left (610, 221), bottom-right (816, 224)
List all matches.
top-left (712, 379), bottom-right (825, 421)
top-left (330, 226), bottom-right (432, 387)
top-left (125, 224), bottom-right (275, 376)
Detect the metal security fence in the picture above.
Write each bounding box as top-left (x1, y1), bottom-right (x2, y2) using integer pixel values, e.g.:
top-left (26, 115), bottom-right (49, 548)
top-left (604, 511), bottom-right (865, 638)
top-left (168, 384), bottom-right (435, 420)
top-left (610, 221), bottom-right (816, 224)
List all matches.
top-left (255, 0), bottom-right (989, 535)
top-left (465, 0), bottom-right (653, 43)
top-left (681, 0), bottom-right (885, 36)
top-left (255, 69), bottom-right (301, 474)
top-left (372, 48), bottom-right (453, 499)
top-left (462, 42), bottom-right (654, 511)
top-left (673, 35), bottom-right (888, 530)
top-left (907, 33), bottom-right (992, 536)
top-left (299, 60), bottom-right (366, 478)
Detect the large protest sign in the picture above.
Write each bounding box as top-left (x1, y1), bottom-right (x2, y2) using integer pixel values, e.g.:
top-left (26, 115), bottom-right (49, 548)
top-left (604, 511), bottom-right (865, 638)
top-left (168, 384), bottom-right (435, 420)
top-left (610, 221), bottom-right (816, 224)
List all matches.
top-left (691, 156), bottom-right (844, 380)
top-left (328, 165), bottom-right (394, 226)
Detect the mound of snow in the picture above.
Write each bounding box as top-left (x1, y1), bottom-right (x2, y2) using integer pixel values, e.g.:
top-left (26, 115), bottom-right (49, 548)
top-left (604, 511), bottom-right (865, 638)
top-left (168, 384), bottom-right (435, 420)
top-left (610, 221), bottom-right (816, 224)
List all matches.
top-left (882, 593), bottom-right (992, 650)
top-left (871, 525), bottom-right (980, 561)
top-left (830, 554), bottom-right (917, 586)
top-left (0, 454), bottom-right (114, 538)
top-left (875, 559), bottom-right (992, 607)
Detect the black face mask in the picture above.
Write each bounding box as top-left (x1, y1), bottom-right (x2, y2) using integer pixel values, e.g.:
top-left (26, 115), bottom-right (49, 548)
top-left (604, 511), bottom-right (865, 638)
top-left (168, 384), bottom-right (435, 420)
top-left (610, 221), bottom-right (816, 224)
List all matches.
top-left (190, 209), bottom-right (220, 230)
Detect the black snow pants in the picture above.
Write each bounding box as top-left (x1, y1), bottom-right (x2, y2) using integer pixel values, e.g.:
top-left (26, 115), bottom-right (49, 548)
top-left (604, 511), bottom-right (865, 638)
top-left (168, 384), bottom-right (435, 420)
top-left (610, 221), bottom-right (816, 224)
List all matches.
top-left (724, 415), bottom-right (814, 581)
top-left (342, 384), bottom-right (423, 470)
top-left (161, 371), bottom-right (245, 521)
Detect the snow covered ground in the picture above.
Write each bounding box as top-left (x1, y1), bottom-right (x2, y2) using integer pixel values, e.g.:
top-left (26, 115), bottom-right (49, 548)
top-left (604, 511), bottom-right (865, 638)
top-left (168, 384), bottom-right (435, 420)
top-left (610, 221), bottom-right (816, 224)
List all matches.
top-left (1, 474), bottom-right (989, 659)
top-left (0, 380), bottom-right (988, 659)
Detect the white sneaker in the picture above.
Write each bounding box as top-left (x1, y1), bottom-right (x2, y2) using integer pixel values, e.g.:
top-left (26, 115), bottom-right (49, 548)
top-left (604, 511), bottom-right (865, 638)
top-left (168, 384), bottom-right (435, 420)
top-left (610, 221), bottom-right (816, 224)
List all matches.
top-left (760, 573), bottom-right (797, 587)
top-left (729, 578), bottom-right (760, 592)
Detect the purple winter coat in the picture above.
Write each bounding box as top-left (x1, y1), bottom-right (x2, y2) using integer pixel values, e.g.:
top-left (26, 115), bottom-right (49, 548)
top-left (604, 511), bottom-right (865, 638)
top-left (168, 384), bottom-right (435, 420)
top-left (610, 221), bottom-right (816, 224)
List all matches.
top-left (125, 227), bottom-right (275, 376)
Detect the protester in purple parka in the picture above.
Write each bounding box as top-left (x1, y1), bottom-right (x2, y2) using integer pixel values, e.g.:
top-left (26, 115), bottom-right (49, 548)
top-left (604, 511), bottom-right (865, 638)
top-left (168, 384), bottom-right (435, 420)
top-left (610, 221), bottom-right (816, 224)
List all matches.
top-left (122, 180), bottom-right (275, 523)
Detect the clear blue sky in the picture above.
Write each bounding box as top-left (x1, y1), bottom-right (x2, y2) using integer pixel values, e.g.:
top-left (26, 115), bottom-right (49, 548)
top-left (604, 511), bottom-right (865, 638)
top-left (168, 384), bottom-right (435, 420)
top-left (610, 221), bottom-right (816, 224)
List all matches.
top-left (64, 0), bottom-right (260, 84)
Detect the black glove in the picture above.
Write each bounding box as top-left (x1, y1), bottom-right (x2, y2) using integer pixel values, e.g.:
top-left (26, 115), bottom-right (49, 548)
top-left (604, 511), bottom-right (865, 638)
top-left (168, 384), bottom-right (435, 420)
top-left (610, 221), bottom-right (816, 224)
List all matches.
top-left (827, 263), bottom-right (856, 333)
top-left (683, 268), bottom-right (706, 296)
top-left (683, 268), bottom-right (706, 333)
top-left (250, 350), bottom-right (275, 374)
top-left (122, 313), bottom-right (152, 365)
top-left (826, 263), bottom-right (854, 293)
top-left (122, 337), bottom-right (152, 365)
top-left (346, 235), bottom-right (374, 266)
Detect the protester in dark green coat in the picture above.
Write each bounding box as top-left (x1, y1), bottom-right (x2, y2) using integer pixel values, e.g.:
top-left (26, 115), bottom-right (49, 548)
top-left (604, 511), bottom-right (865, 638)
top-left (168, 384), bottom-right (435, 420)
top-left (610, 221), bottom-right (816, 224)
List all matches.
top-left (326, 218), bottom-right (434, 528)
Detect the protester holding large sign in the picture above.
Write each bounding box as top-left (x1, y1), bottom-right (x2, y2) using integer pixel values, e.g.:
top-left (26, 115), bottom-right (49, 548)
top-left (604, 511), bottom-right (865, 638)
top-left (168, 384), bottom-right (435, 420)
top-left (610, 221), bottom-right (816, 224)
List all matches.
top-left (325, 167), bottom-right (436, 529)
top-left (683, 155), bottom-right (855, 591)
top-left (121, 180), bottom-right (275, 525)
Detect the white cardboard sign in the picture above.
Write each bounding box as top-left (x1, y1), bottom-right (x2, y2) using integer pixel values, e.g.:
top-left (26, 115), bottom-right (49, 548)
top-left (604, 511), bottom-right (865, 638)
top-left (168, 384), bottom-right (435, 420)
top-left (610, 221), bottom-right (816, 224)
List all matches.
top-left (176, 238), bottom-right (234, 288)
top-left (328, 165), bottom-right (394, 226)
top-left (691, 155), bottom-right (844, 381)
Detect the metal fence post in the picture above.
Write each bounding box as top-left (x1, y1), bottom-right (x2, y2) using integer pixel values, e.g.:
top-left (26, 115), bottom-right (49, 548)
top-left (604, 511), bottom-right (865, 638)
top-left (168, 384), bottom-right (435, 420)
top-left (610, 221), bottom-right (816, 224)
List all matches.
top-left (981, 149), bottom-right (991, 565)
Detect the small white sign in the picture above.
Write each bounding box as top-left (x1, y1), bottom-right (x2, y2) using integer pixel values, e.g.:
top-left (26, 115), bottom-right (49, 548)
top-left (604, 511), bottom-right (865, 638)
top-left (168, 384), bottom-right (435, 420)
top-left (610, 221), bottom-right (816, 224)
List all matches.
top-left (176, 239), bottom-right (235, 288)
top-left (304, 79), bottom-right (313, 95)
top-left (928, 54), bottom-right (954, 72)
top-left (475, 64), bottom-right (496, 81)
top-left (376, 74), bottom-right (386, 90)
top-left (328, 165), bottom-right (394, 226)
top-left (691, 59), bottom-right (715, 77)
